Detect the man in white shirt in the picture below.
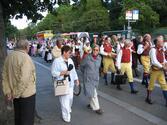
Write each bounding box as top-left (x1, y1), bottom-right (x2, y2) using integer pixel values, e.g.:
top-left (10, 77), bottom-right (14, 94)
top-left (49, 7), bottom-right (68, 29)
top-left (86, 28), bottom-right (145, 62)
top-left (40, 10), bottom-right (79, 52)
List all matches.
top-left (137, 34), bottom-right (152, 87)
top-left (100, 37), bottom-right (117, 85)
top-left (116, 39), bottom-right (138, 93)
top-left (145, 36), bottom-right (167, 106)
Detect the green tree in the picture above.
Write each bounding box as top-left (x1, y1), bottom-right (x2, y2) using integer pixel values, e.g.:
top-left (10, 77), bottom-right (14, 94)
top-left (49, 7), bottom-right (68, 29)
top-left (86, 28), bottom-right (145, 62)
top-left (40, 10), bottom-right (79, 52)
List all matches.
top-left (107, 0), bottom-right (123, 30)
top-left (5, 21), bottom-right (19, 40)
top-left (77, 0), bottom-right (110, 32)
top-left (102, 0), bottom-right (163, 33)
top-left (146, 0), bottom-right (167, 26)
top-left (118, 0), bottom-right (159, 33)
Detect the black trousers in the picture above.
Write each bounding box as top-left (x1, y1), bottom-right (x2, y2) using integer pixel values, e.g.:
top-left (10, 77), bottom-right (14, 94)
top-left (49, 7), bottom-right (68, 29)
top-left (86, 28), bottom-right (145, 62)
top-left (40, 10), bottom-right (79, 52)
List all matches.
top-left (13, 94), bottom-right (35, 125)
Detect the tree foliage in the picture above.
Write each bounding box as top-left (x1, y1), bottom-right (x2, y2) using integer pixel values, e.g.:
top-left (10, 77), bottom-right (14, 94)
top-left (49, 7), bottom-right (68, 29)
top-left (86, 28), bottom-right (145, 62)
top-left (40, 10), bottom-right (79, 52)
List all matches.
top-left (5, 21), bottom-right (19, 40)
top-left (21, 0), bottom-right (110, 38)
top-left (102, 0), bottom-right (163, 33)
top-left (0, 0), bottom-right (57, 124)
top-left (146, 0), bottom-right (167, 26)
top-left (118, 0), bottom-right (160, 33)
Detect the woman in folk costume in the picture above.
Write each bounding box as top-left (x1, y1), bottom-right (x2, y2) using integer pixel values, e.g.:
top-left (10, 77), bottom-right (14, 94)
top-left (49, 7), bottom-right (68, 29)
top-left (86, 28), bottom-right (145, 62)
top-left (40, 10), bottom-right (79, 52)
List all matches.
top-left (137, 34), bottom-right (152, 88)
top-left (80, 45), bottom-right (103, 114)
top-left (100, 37), bottom-right (117, 85)
top-left (116, 39), bottom-right (138, 94)
top-left (51, 45), bottom-right (79, 123)
top-left (145, 36), bottom-right (167, 106)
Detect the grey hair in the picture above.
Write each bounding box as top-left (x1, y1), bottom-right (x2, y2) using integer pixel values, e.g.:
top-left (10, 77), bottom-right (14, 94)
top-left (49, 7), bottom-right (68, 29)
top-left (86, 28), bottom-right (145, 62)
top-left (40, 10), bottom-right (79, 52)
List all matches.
top-left (92, 44), bottom-right (100, 50)
top-left (16, 39), bottom-right (29, 50)
top-left (124, 39), bottom-right (131, 45)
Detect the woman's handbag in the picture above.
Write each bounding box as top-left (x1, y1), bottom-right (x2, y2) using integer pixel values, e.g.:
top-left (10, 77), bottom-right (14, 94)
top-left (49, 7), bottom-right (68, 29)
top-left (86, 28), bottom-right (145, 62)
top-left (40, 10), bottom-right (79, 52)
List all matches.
top-left (54, 78), bottom-right (69, 96)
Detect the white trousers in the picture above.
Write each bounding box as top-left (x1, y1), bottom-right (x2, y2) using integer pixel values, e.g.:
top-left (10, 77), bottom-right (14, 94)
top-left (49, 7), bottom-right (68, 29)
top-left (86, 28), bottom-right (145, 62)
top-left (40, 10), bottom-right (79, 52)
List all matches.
top-left (90, 89), bottom-right (100, 111)
top-left (59, 87), bottom-right (73, 122)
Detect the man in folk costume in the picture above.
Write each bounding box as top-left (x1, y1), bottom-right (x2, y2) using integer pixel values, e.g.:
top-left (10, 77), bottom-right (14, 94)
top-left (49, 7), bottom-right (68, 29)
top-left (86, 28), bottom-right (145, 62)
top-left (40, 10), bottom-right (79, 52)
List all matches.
top-left (145, 36), bottom-right (167, 106)
top-left (137, 34), bottom-right (152, 87)
top-left (116, 39), bottom-right (138, 93)
top-left (100, 37), bottom-right (117, 85)
top-left (52, 38), bottom-right (63, 59)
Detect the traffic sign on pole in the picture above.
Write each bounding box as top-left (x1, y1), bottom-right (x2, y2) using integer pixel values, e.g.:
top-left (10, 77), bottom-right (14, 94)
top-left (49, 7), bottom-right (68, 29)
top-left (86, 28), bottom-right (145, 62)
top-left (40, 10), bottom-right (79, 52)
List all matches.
top-left (133, 10), bottom-right (139, 20)
top-left (126, 11), bottom-right (133, 20)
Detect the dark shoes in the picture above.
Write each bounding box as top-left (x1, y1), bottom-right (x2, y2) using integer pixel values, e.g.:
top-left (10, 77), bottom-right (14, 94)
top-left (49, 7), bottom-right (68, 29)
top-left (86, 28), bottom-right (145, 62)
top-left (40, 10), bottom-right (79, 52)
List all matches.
top-left (116, 85), bottom-right (122, 90)
top-left (131, 90), bottom-right (138, 94)
top-left (145, 98), bottom-right (153, 104)
top-left (141, 81), bottom-right (145, 85)
top-left (87, 105), bottom-right (103, 115)
top-left (111, 80), bottom-right (116, 85)
top-left (87, 104), bottom-right (91, 109)
top-left (105, 81), bottom-right (108, 86)
top-left (95, 109), bottom-right (103, 115)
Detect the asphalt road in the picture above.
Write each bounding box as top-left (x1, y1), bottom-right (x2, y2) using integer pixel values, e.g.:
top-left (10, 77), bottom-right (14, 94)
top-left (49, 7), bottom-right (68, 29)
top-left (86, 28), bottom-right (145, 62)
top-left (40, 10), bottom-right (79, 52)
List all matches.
top-left (33, 56), bottom-right (167, 125)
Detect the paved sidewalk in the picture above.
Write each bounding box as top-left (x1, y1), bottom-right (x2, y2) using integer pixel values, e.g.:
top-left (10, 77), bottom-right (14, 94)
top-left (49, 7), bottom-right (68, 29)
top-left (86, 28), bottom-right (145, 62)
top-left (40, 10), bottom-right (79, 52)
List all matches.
top-left (33, 57), bottom-right (167, 125)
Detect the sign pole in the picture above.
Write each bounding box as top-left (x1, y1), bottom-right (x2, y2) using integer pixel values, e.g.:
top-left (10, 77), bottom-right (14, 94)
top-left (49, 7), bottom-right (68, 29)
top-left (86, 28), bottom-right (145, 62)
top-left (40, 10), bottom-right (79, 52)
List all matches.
top-left (127, 19), bottom-right (131, 39)
top-left (125, 10), bottom-right (139, 39)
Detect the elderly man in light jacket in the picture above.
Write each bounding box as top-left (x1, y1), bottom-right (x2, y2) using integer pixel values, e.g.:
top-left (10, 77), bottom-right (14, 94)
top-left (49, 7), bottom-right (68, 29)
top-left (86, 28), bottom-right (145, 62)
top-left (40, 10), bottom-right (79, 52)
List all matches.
top-left (2, 39), bottom-right (36, 125)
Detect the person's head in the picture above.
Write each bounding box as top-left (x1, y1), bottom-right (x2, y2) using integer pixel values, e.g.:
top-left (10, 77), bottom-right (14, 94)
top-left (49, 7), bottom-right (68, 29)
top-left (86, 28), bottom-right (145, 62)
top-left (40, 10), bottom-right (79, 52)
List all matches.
top-left (124, 39), bottom-right (132, 47)
top-left (155, 35), bottom-right (164, 47)
top-left (15, 39), bottom-right (29, 53)
top-left (112, 35), bottom-right (118, 42)
top-left (56, 38), bottom-right (63, 48)
top-left (86, 42), bottom-right (90, 46)
top-left (118, 36), bottom-right (125, 43)
top-left (61, 45), bottom-right (72, 60)
top-left (104, 37), bottom-right (110, 44)
top-left (92, 45), bottom-right (100, 56)
top-left (136, 35), bottom-right (143, 43)
top-left (143, 34), bottom-right (151, 42)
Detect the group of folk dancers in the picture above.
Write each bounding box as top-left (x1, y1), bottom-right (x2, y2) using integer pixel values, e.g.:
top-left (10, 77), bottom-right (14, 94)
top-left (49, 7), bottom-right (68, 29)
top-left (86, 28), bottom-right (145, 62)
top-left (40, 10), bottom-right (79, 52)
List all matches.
top-left (38, 34), bottom-right (167, 107)
top-left (98, 34), bottom-right (167, 107)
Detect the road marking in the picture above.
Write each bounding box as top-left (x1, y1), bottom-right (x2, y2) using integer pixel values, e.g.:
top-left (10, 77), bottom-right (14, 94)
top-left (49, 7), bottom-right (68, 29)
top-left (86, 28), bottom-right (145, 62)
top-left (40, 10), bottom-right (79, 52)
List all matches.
top-left (133, 78), bottom-right (160, 88)
top-left (34, 61), bottom-right (51, 70)
top-left (34, 60), bottom-right (167, 125)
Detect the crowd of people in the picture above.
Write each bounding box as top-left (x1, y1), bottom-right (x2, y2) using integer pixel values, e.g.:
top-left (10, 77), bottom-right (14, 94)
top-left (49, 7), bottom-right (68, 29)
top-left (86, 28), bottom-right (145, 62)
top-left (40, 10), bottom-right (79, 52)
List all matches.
top-left (2, 33), bottom-right (167, 124)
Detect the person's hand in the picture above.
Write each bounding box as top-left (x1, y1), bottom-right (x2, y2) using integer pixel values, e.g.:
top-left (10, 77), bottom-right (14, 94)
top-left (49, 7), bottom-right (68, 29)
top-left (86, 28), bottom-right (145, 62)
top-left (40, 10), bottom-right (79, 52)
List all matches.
top-left (144, 42), bottom-right (149, 50)
top-left (162, 65), bottom-right (167, 71)
top-left (60, 70), bottom-right (68, 76)
top-left (106, 53), bottom-right (110, 57)
top-left (132, 50), bottom-right (136, 53)
top-left (117, 69), bottom-right (121, 74)
top-left (66, 71), bottom-right (70, 75)
top-left (108, 52), bottom-right (117, 58)
top-left (75, 80), bottom-right (80, 86)
top-left (6, 94), bottom-right (13, 102)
